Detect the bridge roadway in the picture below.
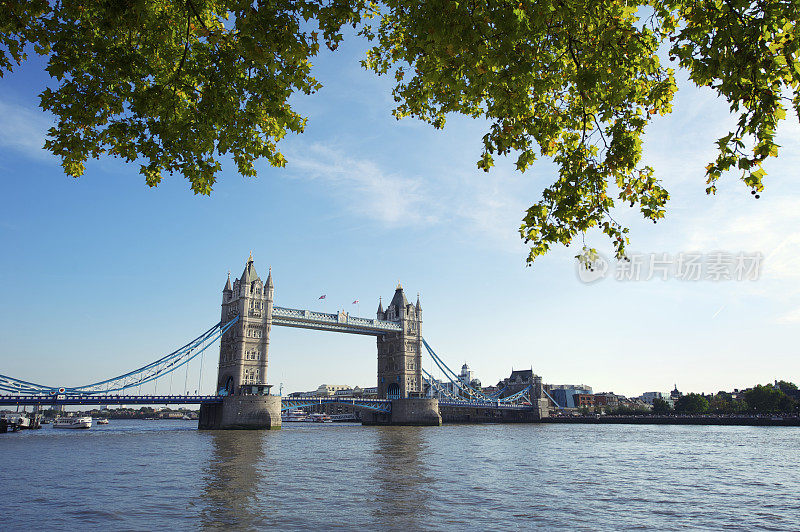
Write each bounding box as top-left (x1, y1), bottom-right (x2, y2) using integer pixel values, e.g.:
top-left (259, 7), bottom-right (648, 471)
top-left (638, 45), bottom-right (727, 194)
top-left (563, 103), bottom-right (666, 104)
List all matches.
top-left (0, 394), bottom-right (534, 412)
top-left (0, 394), bottom-right (223, 406)
top-left (271, 306), bottom-right (402, 335)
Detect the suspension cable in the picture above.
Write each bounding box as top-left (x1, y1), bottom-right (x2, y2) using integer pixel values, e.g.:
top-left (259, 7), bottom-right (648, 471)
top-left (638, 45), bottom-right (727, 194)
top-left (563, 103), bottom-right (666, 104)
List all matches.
top-left (184, 356), bottom-right (189, 395)
top-left (198, 350), bottom-right (205, 395)
top-left (0, 317), bottom-right (237, 396)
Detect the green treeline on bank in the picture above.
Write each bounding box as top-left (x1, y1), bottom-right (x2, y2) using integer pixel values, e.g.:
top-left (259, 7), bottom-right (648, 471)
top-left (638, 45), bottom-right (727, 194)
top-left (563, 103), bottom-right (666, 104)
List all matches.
top-left (606, 381), bottom-right (800, 416)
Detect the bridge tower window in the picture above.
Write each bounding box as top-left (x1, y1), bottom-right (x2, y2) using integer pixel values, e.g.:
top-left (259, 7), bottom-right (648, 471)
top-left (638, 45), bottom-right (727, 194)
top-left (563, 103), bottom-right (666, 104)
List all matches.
top-left (387, 383), bottom-right (400, 399)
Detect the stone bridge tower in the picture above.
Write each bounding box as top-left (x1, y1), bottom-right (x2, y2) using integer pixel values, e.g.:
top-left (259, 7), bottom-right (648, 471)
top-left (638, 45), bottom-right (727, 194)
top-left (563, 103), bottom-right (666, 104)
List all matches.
top-left (200, 254), bottom-right (281, 430)
top-left (217, 253), bottom-right (274, 395)
top-left (376, 284), bottom-right (423, 399)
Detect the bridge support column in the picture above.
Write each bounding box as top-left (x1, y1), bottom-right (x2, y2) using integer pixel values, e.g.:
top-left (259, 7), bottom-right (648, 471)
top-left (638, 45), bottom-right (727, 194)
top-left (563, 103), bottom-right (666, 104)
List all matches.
top-left (362, 398), bottom-right (441, 426)
top-left (199, 395), bottom-right (281, 430)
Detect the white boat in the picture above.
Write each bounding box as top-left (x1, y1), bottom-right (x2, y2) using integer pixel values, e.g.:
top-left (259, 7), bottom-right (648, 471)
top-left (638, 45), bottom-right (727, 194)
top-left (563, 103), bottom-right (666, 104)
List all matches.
top-left (310, 413), bottom-right (333, 423)
top-left (1, 413), bottom-right (30, 429)
top-left (53, 416), bottom-right (92, 429)
top-left (96, 418), bottom-right (109, 425)
top-left (282, 409), bottom-right (308, 422)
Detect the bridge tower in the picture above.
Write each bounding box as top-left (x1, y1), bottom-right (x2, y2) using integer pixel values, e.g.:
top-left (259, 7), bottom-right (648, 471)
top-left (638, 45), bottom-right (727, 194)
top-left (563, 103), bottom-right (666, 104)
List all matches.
top-left (199, 254), bottom-right (281, 430)
top-left (217, 254), bottom-right (273, 395)
top-left (376, 284), bottom-right (422, 399)
top-left (365, 284), bottom-right (439, 425)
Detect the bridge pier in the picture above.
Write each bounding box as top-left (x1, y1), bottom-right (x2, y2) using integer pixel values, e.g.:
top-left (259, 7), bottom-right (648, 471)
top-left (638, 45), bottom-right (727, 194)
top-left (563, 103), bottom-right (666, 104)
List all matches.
top-left (199, 395), bottom-right (281, 430)
top-left (362, 398), bottom-right (441, 426)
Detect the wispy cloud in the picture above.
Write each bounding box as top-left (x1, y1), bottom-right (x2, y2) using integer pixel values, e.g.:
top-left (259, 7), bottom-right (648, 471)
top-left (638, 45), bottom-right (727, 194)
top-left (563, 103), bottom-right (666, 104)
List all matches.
top-left (0, 100), bottom-right (53, 160)
top-left (682, 196), bottom-right (800, 284)
top-left (286, 143), bottom-right (435, 227)
top-left (284, 141), bottom-right (541, 254)
top-left (445, 166), bottom-right (537, 252)
top-left (281, 89), bottom-right (800, 265)
top-left (778, 307), bottom-right (800, 324)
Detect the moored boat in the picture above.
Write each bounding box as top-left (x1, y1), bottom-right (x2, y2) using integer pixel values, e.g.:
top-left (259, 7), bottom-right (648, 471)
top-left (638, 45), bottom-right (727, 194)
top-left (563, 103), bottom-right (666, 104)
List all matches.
top-left (1, 413), bottom-right (31, 430)
top-left (310, 413), bottom-right (332, 423)
top-left (282, 409), bottom-right (308, 422)
top-left (96, 418), bottom-right (109, 425)
top-left (53, 416), bottom-right (92, 429)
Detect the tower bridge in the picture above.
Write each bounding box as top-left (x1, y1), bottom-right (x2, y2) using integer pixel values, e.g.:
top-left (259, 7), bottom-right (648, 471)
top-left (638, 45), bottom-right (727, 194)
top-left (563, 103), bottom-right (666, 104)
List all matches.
top-left (0, 255), bottom-right (550, 428)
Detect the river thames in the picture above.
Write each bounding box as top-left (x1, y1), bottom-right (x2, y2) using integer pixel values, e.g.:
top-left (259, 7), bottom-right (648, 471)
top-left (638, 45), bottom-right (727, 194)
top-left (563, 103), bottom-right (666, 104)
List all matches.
top-left (2, 421), bottom-right (799, 530)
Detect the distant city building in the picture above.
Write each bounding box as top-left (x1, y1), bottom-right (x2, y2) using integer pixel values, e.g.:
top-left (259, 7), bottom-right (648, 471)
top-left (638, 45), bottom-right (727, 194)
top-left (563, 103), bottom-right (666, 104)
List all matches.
top-left (334, 387), bottom-right (361, 398)
top-left (574, 393), bottom-right (595, 407)
top-left (425, 362), bottom-right (483, 399)
top-left (670, 385), bottom-right (682, 402)
top-left (458, 364), bottom-right (481, 388)
top-left (547, 385), bottom-right (593, 408)
top-left (315, 384), bottom-right (351, 396)
top-left (498, 369), bottom-right (535, 388)
top-left (626, 397), bottom-right (650, 409)
top-left (459, 364), bottom-right (475, 385)
top-left (288, 385), bottom-right (377, 398)
top-left (549, 384), bottom-right (593, 393)
top-left (572, 392), bottom-right (624, 409)
top-left (593, 392), bottom-right (619, 407)
top-left (640, 392), bottom-right (667, 405)
top-left (361, 387), bottom-right (378, 398)
top-left (496, 369), bottom-right (543, 400)
top-left (481, 385), bottom-right (500, 396)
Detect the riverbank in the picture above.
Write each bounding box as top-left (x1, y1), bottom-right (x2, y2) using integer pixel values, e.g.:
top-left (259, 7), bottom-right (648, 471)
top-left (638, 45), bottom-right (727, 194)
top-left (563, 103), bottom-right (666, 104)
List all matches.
top-left (543, 414), bottom-right (800, 426)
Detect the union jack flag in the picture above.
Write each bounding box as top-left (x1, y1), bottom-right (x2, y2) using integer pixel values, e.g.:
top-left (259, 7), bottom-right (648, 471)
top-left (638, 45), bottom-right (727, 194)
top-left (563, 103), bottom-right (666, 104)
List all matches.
top-left (318, 295), bottom-right (326, 299)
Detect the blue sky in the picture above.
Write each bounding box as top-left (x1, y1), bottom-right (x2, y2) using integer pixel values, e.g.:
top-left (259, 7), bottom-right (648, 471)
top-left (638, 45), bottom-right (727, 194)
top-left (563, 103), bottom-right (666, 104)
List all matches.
top-left (1, 31), bottom-right (798, 398)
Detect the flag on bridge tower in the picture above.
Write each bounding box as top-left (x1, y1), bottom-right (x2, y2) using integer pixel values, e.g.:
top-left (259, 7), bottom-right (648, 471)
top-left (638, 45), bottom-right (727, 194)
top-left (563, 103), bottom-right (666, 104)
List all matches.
top-left (319, 295), bottom-right (326, 300)
top-left (352, 299), bottom-right (359, 304)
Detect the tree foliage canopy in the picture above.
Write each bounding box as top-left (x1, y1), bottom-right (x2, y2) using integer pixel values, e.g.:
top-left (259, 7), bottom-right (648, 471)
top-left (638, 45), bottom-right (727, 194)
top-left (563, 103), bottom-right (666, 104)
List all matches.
top-left (744, 383), bottom-right (795, 413)
top-left (2, 0), bottom-right (798, 262)
top-left (652, 397), bottom-right (672, 413)
top-left (674, 392), bottom-right (709, 413)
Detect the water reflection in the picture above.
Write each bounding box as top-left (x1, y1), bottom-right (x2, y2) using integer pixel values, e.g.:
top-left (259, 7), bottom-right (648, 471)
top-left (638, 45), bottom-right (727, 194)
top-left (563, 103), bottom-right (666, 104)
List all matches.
top-left (200, 431), bottom-right (268, 529)
top-left (370, 426), bottom-right (433, 527)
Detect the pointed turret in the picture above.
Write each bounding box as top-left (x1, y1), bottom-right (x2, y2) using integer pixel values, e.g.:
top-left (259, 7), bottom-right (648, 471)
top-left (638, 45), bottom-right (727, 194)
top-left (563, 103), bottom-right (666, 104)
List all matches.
top-left (415, 292), bottom-right (422, 311)
top-left (389, 283), bottom-right (409, 310)
top-left (377, 297), bottom-right (384, 314)
top-left (266, 267), bottom-right (273, 289)
top-left (223, 271), bottom-right (232, 292)
top-left (241, 252), bottom-right (258, 284)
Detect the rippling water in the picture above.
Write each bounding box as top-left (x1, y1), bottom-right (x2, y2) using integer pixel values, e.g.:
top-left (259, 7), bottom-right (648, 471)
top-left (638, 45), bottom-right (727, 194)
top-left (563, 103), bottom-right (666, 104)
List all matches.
top-left (2, 421), bottom-right (799, 530)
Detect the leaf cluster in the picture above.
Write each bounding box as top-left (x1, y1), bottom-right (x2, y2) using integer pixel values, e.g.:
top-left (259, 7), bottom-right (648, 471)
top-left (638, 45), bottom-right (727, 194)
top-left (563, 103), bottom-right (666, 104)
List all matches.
top-left (365, 0), bottom-right (799, 263)
top-left (1, 0), bottom-right (368, 193)
top-left (1, 0), bottom-right (798, 261)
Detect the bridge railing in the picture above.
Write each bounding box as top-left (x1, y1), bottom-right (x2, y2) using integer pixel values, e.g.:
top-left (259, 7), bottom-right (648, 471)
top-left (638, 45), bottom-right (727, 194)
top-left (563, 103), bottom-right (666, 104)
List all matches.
top-left (437, 400), bottom-right (532, 410)
top-left (0, 394), bottom-right (223, 406)
top-left (272, 306), bottom-right (401, 333)
top-left (280, 396), bottom-right (392, 413)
